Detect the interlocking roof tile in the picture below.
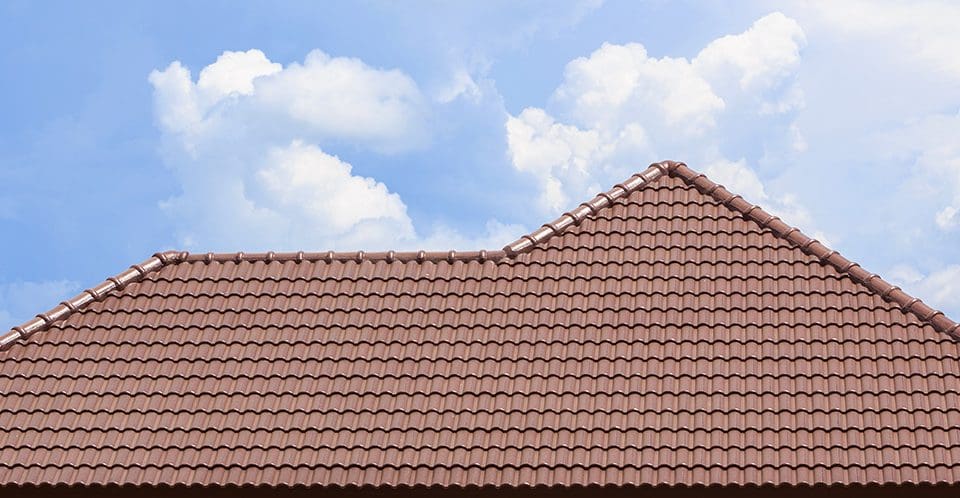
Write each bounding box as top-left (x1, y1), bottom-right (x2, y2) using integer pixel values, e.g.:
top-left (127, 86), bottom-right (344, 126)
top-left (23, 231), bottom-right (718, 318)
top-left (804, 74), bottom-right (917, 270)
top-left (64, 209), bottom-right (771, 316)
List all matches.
top-left (1, 160), bottom-right (958, 488)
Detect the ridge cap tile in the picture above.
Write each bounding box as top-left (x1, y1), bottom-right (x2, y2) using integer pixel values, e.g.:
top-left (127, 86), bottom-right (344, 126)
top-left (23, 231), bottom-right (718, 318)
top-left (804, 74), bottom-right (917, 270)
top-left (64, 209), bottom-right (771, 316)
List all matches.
top-left (0, 251), bottom-right (184, 351)
top-left (0, 250), bottom-right (509, 351)
top-left (502, 161), bottom-right (682, 255)
top-left (667, 162), bottom-right (959, 341)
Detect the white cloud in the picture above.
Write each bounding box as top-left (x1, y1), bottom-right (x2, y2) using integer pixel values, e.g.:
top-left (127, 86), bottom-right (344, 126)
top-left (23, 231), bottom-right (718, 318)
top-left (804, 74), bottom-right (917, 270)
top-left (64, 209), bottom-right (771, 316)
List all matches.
top-left (149, 49), bottom-right (429, 152)
top-left (0, 280), bottom-right (79, 331)
top-left (694, 12), bottom-right (806, 98)
top-left (505, 12), bottom-right (821, 237)
top-left (149, 61), bottom-right (205, 141)
top-left (196, 49), bottom-right (282, 98)
top-left (888, 264), bottom-right (960, 317)
top-left (936, 206), bottom-right (959, 230)
top-left (150, 49), bottom-right (523, 252)
top-left (506, 108), bottom-right (605, 212)
top-left (253, 141), bottom-right (415, 247)
top-left (803, 1), bottom-right (960, 79)
top-left (549, 11), bottom-right (805, 137)
top-left (254, 51), bottom-right (428, 150)
top-left (554, 42), bottom-right (724, 134)
top-left (875, 109), bottom-right (960, 232)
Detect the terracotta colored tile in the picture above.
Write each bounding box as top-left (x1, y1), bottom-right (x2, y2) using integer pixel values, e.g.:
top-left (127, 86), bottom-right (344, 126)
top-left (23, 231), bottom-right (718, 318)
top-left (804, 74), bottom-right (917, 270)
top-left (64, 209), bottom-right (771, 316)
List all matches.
top-left (2, 163), bottom-right (960, 488)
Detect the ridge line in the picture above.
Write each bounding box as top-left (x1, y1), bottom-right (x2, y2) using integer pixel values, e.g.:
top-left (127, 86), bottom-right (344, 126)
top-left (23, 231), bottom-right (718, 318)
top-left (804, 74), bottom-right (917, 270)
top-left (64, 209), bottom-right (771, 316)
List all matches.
top-left (0, 249), bottom-right (510, 351)
top-left (668, 162), bottom-right (960, 340)
top-left (501, 159), bottom-right (958, 340)
top-left (0, 251), bottom-right (188, 351)
top-left (502, 161), bottom-right (680, 255)
top-left (179, 250), bottom-right (507, 264)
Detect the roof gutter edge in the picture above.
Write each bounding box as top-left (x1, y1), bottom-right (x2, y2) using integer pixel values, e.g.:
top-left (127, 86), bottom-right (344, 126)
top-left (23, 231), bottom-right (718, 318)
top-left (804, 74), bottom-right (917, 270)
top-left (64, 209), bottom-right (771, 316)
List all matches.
top-left (0, 250), bottom-right (188, 351)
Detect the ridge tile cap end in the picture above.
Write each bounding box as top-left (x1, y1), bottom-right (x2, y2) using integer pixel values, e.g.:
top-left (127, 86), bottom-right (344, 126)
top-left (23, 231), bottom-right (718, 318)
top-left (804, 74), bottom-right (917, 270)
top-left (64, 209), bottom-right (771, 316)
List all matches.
top-left (0, 330), bottom-right (22, 351)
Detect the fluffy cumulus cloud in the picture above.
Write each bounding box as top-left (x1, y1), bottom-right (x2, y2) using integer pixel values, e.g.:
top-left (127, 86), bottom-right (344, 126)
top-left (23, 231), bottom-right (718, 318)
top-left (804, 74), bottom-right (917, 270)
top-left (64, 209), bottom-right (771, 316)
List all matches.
top-left (505, 108), bottom-right (606, 212)
top-left (257, 142), bottom-right (410, 236)
top-left (505, 12), bottom-right (818, 233)
top-left (151, 49), bottom-right (428, 151)
top-left (694, 13), bottom-right (806, 113)
top-left (553, 42), bottom-right (725, 134)
top-left (150, 49), bottom-right (520, 251)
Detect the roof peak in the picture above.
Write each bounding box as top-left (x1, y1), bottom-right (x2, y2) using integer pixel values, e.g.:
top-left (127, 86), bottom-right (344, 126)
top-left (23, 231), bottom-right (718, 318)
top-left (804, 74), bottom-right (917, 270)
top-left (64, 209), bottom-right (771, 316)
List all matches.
top-left (505, 160), bottom-right (960, 340)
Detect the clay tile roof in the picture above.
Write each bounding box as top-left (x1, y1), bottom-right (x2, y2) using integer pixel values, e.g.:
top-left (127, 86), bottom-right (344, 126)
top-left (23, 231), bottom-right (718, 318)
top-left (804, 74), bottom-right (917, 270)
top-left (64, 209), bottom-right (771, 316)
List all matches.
top-left (1, 160), bottom-right (959, 488)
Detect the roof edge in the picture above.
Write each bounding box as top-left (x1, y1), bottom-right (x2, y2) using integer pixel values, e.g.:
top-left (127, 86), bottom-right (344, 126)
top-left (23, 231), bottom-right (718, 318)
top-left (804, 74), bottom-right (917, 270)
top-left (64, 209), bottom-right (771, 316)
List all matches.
top-left (503, 161), bottom-right (681, 255)
top-left (0, 249), bottom-right (509, 351)
top-left (668, 162), bottom-right (960, 340)
top-left (0, 251), bottom-right (188, 351)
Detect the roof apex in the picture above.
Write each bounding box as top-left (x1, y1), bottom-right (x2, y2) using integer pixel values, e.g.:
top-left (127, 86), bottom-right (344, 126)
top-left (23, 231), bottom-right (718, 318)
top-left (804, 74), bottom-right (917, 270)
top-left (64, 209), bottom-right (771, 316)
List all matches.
top-left (504, 160), bottom-right (960, 340)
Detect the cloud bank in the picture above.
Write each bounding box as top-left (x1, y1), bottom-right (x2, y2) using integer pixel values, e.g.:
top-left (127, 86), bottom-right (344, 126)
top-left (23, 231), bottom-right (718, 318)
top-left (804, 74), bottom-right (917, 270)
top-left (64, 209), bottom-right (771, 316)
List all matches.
top-left (150, 49), bottom-right (520, 251)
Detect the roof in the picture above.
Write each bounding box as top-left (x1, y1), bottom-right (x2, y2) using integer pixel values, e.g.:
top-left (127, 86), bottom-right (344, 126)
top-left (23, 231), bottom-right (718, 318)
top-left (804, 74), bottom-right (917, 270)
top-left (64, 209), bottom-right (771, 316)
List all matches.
top-left (1, 160), bottom-right (958, 489)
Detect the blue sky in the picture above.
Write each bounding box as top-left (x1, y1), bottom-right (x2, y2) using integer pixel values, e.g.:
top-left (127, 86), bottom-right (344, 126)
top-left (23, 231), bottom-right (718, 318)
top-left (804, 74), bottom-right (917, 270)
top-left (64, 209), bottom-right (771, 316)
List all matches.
top-left (1, 1), bottom-right (959, 328)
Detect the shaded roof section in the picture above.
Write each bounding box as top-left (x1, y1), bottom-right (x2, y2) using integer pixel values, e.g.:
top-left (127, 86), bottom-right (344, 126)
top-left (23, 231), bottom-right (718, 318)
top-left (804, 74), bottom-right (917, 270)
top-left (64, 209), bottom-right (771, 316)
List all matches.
top-left (1, 161), bottom-right (959, 488)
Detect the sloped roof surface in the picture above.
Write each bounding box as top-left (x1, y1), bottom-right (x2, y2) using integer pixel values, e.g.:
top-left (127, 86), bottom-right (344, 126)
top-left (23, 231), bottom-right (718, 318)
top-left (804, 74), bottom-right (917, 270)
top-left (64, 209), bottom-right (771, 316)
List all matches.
top-left (1, 161), bottom-right (959, 488)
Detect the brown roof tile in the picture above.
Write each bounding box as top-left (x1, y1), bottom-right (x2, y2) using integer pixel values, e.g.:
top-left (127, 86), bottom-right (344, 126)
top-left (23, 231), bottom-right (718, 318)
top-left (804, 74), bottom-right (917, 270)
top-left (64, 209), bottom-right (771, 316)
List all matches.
top-left (1, 161), bottom-right (959, 488)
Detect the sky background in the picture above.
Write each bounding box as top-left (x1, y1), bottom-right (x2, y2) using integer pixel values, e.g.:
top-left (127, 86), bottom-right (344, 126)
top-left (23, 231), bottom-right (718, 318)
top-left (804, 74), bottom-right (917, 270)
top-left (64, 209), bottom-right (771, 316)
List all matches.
top-left (1, 0), bottom-right (959, 329)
